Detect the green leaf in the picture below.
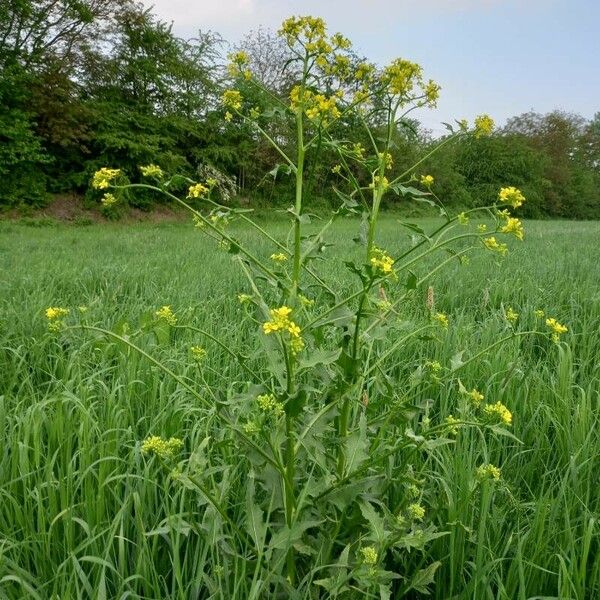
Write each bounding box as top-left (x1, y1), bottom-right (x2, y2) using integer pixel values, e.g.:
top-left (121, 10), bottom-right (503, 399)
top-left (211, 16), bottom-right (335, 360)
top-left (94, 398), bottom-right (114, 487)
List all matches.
top-left (345, 413), bottom-right (369, 474)
top-left (407, 561), bottom-right (441, 595)
top-left (245, 472), bottom-right (267, 552)
top-left (299, 347), bottom-right (342, 370)
top-left (359, 500), bottom-right (386, 543)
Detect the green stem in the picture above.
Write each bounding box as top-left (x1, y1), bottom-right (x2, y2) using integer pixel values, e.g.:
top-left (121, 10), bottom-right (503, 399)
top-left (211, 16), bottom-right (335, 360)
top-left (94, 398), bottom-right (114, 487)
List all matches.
top-left (292, 108), bottom-right (305, 297)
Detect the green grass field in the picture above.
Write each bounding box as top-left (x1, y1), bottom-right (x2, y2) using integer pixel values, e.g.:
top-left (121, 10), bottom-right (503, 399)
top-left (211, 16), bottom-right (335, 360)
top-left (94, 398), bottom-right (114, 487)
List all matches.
top-left (1, 217), bottom-right (599, 599)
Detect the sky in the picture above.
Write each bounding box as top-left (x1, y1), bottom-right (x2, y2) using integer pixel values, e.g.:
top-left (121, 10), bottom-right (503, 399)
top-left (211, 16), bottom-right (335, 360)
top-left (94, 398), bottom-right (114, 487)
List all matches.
top-left (142, 0), bottom-right (599, 134)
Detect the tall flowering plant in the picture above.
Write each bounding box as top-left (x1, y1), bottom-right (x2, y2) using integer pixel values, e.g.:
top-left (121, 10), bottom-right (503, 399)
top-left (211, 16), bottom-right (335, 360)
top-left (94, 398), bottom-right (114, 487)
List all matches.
top-left (50, 16), bottom-right (570, 597)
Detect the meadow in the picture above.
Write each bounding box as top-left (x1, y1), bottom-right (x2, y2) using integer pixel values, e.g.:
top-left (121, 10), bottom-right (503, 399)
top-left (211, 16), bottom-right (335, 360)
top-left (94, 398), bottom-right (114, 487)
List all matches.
top-left (1, 217), bottom-right (599, 599)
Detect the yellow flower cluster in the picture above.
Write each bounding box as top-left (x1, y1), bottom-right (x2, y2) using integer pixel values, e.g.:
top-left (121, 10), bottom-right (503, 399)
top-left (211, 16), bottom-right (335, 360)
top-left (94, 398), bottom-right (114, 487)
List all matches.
top-left (474, 114), bottom-right (495, 137)
top-left (381, 58), bottom-right (423, 96)
top-left (92, 168), bottom-right (120, 190)
top-left (468, 388), bottom-right (484, 405)
top-left (369, 247), bottom-right (395, 276)
top-left (222, 89), bottom-right (243, 110)
top-left (500, 216), bottom-right (524, 240)
top-left (360, 546), bottom-right (378, 565)
top-left (238, 293), bottom-right (252, 304)
top-left (476, 464), bottom-right (501, 481)
top-left (263, 306), bottom-right (304, 354)
top-left (420, 174), bottom-right (434, 187)
top-left (290, 86), bottom-right (341, 125)
top-left (355, 61), bottom-right (375, 82)
top-left (140, 164), bottom-right (164, 178)
top-left (155, 305), bottom-right (177, 325)
top-left (546, 317), bottom-right (568, 343)
top-left (498, 186), bottom-right (525, 209)
top-left (378, 152), bottom-right (393, 170)
top-left (534, 309), bottom-right (545, 318)
top-left (445, 414), bottom-right (460, 435)
top-left (279, 16), bottom-right (326, 45)
top-left (45, 306), bottom-right (69, 332)
top-left (484, 401), bottom-right (512, 425)
top-left (190, 346), bottom-right (207, 361)
top-left (227, 50), bottom-right (251, 78)
top-left (458, 212), bottom-right (469, 225)
top-left (505, 307), bottom-right (519, 324)
top-left (270, 253), bottom-right (288, 262)
top-left (424, 79), bottom-right (441, 106)
top-left (407, 503), bottom-right (425, 520)
top-left (483, 236), bottom-right (508, 256)
top-left (369, 175), bottom-right (389, 190)
top-left (141, 436), bottom-right (183, 459)
top-left (188, 183), bottom-right (209, 199)
top-left (256, 393), bottom-right (285, 417)
top-left (299, 294), bottom-right (314, 308)
top-left (434, 312), bottom-right (448, 328)
top-left (101, 193), bottom-right (117, 207)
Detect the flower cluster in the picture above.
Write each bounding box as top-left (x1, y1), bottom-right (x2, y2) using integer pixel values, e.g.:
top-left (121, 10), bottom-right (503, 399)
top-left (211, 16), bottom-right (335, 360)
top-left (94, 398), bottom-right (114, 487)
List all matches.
top-left (474, 114), bottom-right (495, 137)
top-left (256, 393), bottom-right (285, 417)
top-left (467, 388), bottom-right (484, 405)
top-left (92, 168), bottom-right (120, 190)
top-left (420, 174), bottom-right (434, 187)
top-left (433, 312), bottom-right (449, 328)
top-left (369, 175), bottom-right (389, 190)
top-left (500, 216), bottom-right (524, 240)
top-left (45, 307), bottom-right (69, 332)
top-left (546, 317), bottom-right (568, 343)
top-left (188, 183), bottom-right (209, 199)
top-left (155, 305), bottom-right (177, 325)
top-left (222, 89), bottom-right (243, 111)
top-left (369, 247), bottom-right (395, 276)
top-left (498, 186), bottom-right (525, 209)
top-left (505, 306), bottom-right (519, 324)
top-left (270, 253), bottom-right (288, 263)
top-left (190, 346), bottom-right (207, 361)
top-left (483, 236), bottom-right (508, 256)
top-left (407, 503), bottom-right (426, 521)
top-left (289, 86), bottom-right (341, 125)
top-left (101, 193), bottom-right (117, 207)
top-left (381, 58), bottom-right (422, 97)
top-left (227, 50), bottom-right (251, 79)
top-left (484, 401), bottom-right (512, 425)
top-left (476, 464), bottom-right (501, 481)
top-left (360, 546), bottom-right (378, 565)
top-left (263, 306), bottom-right (304, 354)
top-left (141, 436), bottom-right (183, 460)
top-left (140, 164), bottom-right (164, 178)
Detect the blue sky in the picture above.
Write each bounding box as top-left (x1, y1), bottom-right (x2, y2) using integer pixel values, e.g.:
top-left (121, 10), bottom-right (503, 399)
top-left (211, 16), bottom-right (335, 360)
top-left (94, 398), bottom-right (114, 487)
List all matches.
top-left (144, 0), bottom-right (599, 134)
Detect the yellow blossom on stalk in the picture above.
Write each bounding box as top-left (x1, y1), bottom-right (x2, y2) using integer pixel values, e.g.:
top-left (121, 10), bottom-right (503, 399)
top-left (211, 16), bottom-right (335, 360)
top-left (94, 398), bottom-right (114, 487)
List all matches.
top-left (546, 317), bottom-right (568, 343)
top-left (382, 58), bottom-right (423, 96)
top-left (263, 306), bottom-right (304, 354)
top-left (270, 253), bottom-right (288, 263)
top-left (420, 174), bottom-right (434, 187)
top-left (483, 236), bottom-right (508, 256)
top-left (378, 152), bottom-right (393, 170)
top-left (360, 546), bottom-right (378, 565)
top-left (355, 61), bottom-right (375, 82)
top-left (331, 164), bottom-right (342, 174)
top-left (505, 307), bottom-right (519, 324)
top-left (141, 436), bottom-right (183, 460)
top-left (434, 312), bottom-right (448, 328)
top-left (484, 401), bottom-right (512, 426)
top-left (188, 183), bottom-right (209, 199)
top-left (224, 111), bottom-right (233, 122)
top-left (190, 346), bottom-right (207, 361)
top-left (352, 142), bottom-right (365, 159)
top-left (369, 247), bottom-right (395, 276)
top-left (498, 186), bottom-right (525, 209)
top-left (249, 106), bottom-right (260, 119)
top-left (500, 216), bottom-right (524, 240)
top-left (238, 293), bottom-right (252, 304)
top-left (222, 89), bottom-right (243, 110)
top-left (476, 464), bottom-right (502, 481)
top-left (369, 175), bottom-right (389, 190)
top-left (424, 79), bottom-right (441, 106)
top-left (534, 309), bottom-right (545, 318)
top-left (256, 393), bottom-right (285, 417)
top-left (477, 224), bottom-right (487, 232)
top-left (279, 15), bottom-right (326, 45)
top-left (46, 307), bottom-right (69, 320)
top-left (331, 32), bottom-right (351, 49)
top-left (243, 421), bottom-right (259, 435)
top-left (474, 114), bottom-right (495, 137)
top-left (407, 503), bottom-right (425, 521)
top-left (92, 167), bottom-right (120, 189)
top-left (155, 305), bottom-right (177, 325)
top-left (458, 212), bottom-right (469, 225)
top-left (101, 193), bottom-right (117, 207)
top-left (467, 388), bottom-right (484, 405)
top-left (139, 164), bottom-right (164, 178)
top-left (445, 415), bottom-right (460, 435)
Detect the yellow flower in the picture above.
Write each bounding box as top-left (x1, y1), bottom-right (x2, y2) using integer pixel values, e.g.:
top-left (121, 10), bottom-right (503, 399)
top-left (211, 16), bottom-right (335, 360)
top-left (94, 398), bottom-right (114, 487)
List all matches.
top-left (188, 183), bottom-right (209, 199)
top-left (458, 212), bottom-right (469, 225)
top-left (420, 174), bottom-right (434, 187)
top-left (141, 436), bottom-right (183, 460)
top-left (534, 309), bottom-right (545, 319)
top-left (139, 164), bottom-right (164, 178)
top-left (238, 293), bottom-right (252, 304)
top-left (352, 143), bottom-right (365, 159)
top-left (369, 175), bottom-right (389, 190)
top-left (434, 312), bottom-right (448, 328)
top-left (445, 415), bottom-right (460, 435)
top-left (101, 193), bottom-right (117, 207)
top-left (190, 346), bottom-right (207, 361)
top-left (92, 167), bottom-right (120, 189)
top-left (224, 111), bottom-right (233, 122)
top-left (249, 106), bottom-right (260, 119)
top-left (299, 294), bottom-right (315, 308)
top-left (467, 388), bottom-right (484, 405)
top-left (155, 305), bottom-right (177, 325)
top-left (484, 401), bottom-right (512, 425)
top-left (243, 420), bottom-right (260, 435)
top-left (476, 464), bottom-right (501, 481)
top-left (263, 306), bottom-right (304, 354)
top-left (222, 89), bottom-right (243, 110)
top-left (270, 253), bottom-right (288, 263)
top-left (382, 58), bottom-right (423, 96)
top-left (360, 546), bottom-right (378, 565)
top-left (474, 114), bottom-right (494, 137)
top-left (483, 237), bottom-right (508, 256)
top-left (331, 164), bottom-right (342, 174)
top-left (424, 79), bottom-right (441, 106)
top-left (498, 186), bottom-right (525, 209)
top-left (546, 317), bottom-right (567, 343)
top-left (45, 307), bottom-right (69, 320)
top-left (500, 216), bottom-right (524, 240)
top-left (369, 247), bottom-right (395, 276)
top-left (256, 393), bottom-right (285, 417)
top-left (407, 503), bottom-right (425, 521)
top-left (505, 307), bottom-right (519, 324)
top-left (477, 224), bottom-right (487, 232)
top-left (378, 152), bottom-right (393, 170)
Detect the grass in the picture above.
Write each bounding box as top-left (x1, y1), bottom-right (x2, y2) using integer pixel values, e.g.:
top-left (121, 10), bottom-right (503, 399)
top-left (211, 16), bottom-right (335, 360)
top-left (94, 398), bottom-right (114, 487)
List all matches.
top-left (1, 216), bottom-right (599, 599)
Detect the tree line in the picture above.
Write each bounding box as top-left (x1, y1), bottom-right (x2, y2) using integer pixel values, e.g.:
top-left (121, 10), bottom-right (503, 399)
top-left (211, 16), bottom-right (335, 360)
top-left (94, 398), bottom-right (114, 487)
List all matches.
top-left (1, 0), bottom-right (599, 218)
